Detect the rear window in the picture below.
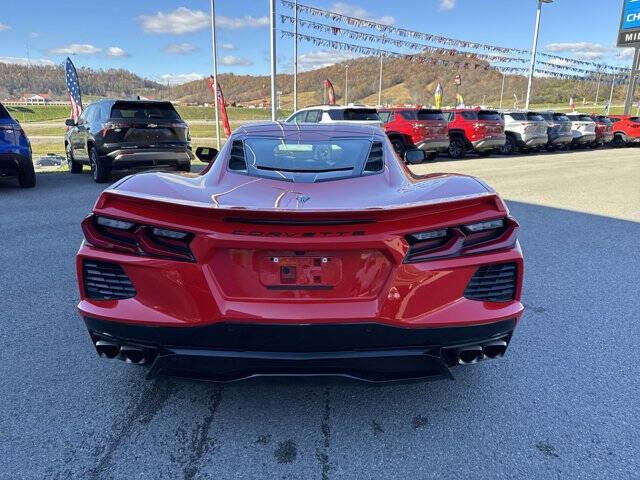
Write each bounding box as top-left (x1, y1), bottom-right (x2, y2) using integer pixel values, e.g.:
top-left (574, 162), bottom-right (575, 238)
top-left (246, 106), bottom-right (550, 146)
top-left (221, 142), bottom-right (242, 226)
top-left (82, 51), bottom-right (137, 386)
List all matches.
top-left (507, 112), bottom-right (527, 121)
top-left (578, 115), bottom-right (594, 122)
top-left (540, 113), bottom-right (553, 121)
top-left (527, 113), bottom-right (545, 122)
top-left (110, 102), bottom-right (181, 120)
top-left (243, 138), bottom-right (374, 179)
top-left (553, 114), bottom-right (570, 122)
top-left (478, 111), bottom-right (501, 121)
top-left (398, 110), bottom-right (445, 121)
top-left (0, 103), bottom-right (11, 119)
top-left (630, 117), bottom-right (640, 123)
top-left (328, 108), bottom-right (380, 121)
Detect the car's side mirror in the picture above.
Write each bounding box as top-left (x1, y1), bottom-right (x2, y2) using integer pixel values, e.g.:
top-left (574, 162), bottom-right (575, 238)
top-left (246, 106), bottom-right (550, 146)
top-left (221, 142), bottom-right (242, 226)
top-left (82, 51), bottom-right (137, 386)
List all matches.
top-left (195, 146), bottom-right (218, 163)
top-left (404, 149), bottom-right (426, 165)
top-left (65, 118), bottom-right (76, 127)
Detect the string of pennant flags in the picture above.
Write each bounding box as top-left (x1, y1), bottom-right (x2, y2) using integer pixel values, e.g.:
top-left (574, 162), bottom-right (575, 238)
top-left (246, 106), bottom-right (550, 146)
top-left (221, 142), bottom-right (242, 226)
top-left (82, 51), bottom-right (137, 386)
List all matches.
top-left (280, 0), bottom-right (631, 75)
top-left (281, 30), bottom-right (631, 83)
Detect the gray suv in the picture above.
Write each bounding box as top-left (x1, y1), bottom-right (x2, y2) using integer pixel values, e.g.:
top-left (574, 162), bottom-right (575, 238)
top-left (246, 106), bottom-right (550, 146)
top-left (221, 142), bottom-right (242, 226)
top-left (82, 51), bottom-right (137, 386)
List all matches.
top-left (539, 112), bottom-right (573, 150)
top-left (499, 111), bottom-right (548, 155)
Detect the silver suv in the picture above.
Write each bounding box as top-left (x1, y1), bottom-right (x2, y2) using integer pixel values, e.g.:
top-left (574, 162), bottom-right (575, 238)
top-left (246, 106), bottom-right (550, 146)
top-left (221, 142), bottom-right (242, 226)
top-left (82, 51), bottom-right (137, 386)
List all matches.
top-left (565, 113), bottom-right (596, 147)
top-left (285, 105), bottom-right (382, 128)
top-left (499, 110), bottom-right (548, 155)
top-left (539, 111), bottom-right (573, 150)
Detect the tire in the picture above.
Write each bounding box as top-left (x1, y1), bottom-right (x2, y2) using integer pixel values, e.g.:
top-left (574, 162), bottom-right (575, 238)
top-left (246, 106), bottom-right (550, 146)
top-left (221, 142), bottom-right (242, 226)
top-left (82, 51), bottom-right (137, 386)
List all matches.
top-left (500, 135), bottom-right (517, 155)
top-left (477, 150), bottom-right (493, 157)
top-left (448, 137), bottom-right (465, 159)
top-left (18, 159), bottom-right (36, 188)
top-left (425, 152), bottom-right (438, 162)
top-left (611, 134), bottom-right (625, 148)
top-left (66, 143), bottom-right (82, 173)
top-left (89, 147), bottom-right (110, 183)
top-left (390, 137), bottom-right (407, 161)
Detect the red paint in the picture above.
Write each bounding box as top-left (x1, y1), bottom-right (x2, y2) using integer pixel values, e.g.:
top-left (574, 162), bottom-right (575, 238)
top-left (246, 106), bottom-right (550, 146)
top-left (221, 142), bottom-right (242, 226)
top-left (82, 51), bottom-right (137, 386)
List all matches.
top-left (76, 123), bottom-right (523, 331)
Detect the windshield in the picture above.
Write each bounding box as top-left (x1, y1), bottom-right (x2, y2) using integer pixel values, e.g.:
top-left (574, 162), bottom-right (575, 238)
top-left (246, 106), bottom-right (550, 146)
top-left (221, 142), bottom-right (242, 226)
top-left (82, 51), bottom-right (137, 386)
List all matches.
top-left (0, 104), bottom-right (11, 119)
top-left (507, 112), bottom-right (527, 121)
top-left (540, 113), bottom-right (553, 121)
top-left (527, 113), bottom-right (545, 122)
top-left (553, 114), bottom-right (570, 122)
top-left (242, 138), bottom-right (374, 180)
top-left (110, 102), bottom-right (181, 120)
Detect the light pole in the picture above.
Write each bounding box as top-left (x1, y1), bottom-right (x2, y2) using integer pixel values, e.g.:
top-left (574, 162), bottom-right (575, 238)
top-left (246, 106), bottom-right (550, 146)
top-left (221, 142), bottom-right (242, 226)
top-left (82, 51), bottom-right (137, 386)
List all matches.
top-left (525, 0), bottom-right (553, 111)
top-left (269, 0), bottom-right (277, 121)
top-left (378, 48), bottom-right (384, 107)
top-left (293, 0), bottom-right (298, 112)
top-left (607, 73), bottom-right (616, 115)
top-left (344, 65), bottom-right (349, 106)
top-left (499, 71), bottom-right (506, 109)
top-left (210, 0), bottom-right (220, 149)
top-left (594, 70), bottom-right (602, 106)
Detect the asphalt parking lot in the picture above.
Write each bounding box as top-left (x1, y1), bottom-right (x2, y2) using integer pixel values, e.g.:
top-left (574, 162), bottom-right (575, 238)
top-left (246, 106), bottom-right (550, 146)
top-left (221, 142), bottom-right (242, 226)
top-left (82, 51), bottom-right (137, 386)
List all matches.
top-left (1, 148), bottom-right (639, 479)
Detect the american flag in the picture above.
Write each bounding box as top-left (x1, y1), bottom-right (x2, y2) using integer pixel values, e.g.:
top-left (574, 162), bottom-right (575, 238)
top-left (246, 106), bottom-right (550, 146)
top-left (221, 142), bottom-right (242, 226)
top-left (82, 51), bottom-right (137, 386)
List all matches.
top-left (65, 57), bottom-right (83, 122)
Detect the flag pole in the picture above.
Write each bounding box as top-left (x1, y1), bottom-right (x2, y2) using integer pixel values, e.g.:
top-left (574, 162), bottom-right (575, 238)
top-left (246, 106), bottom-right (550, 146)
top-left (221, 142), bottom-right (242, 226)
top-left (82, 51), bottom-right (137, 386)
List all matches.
top-left (270, 0), bottom-right (277, 121)
top-left (210, 0), bottom-right (221, 149)
top-left (293, 0), bottom-right (298, 112)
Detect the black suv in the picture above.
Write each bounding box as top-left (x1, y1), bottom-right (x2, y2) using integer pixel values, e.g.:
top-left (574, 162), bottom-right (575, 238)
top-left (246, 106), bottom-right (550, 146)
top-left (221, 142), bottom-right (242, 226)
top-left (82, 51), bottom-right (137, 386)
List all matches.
top-left (64, 100), bottom-right (192, 183)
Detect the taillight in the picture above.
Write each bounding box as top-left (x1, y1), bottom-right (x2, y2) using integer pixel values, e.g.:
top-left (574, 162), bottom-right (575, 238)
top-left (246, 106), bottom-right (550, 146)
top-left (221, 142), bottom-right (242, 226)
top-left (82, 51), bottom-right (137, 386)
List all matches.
top-left (102, 122), bottom-right (126, 138)
top-left (404, 217), bottom-right (518, 263)
top-left (82, 215), bottom-right (195, 262)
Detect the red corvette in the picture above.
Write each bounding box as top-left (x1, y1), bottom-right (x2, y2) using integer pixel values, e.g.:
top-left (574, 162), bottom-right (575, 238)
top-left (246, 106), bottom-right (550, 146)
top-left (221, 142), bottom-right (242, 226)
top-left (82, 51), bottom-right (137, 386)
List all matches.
top-left (77, 123), bottom-right (524, 382)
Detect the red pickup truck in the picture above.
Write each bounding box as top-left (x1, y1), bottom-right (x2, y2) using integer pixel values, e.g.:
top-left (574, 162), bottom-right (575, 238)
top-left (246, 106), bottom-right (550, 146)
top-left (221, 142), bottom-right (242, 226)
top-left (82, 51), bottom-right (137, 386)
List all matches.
top-left (378, 107), bottom-right (449, 161)
top-left (608, 115), bottom-right (640, 147)
top-left (442, 108), bottom-right (506, 159)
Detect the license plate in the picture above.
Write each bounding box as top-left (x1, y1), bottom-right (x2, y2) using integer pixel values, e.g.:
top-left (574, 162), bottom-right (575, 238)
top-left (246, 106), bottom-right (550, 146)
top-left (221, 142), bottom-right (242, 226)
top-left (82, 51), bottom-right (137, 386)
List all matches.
top-left (260, 255), bottom-right (341, 288)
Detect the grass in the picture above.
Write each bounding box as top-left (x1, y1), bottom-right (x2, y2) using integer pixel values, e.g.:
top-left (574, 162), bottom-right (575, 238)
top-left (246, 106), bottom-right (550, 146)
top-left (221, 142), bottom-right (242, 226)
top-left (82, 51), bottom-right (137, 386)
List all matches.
top-left (176, 106), bottom-right (292, 121)
top-left (31, 142), bottom-right (65, 157)
top-left (6, 105), bottom-right (71, 122)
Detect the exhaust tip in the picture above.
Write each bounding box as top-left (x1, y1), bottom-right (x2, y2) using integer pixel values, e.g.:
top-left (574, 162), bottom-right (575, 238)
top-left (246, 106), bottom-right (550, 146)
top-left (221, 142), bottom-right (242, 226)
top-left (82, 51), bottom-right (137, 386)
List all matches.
top-left (119, 346), bottom-right (146, 364)
top-left (457, 346), bottom-right (483, 365)
top-left (483, 340), bottom-right (508, 359)
top-left (95, 340), bottom-right (120, 359)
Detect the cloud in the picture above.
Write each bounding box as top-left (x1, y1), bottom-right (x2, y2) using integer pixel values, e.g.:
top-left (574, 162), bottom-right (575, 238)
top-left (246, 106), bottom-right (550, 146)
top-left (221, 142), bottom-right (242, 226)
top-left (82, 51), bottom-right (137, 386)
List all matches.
top-left (105, 47), bottom-right (129, 58)
top-left (29, 32), bottom-right (39, 38)
top-left (164, 42), bottom-right (198, 54)
top-left (439, 0), bottom-right (456, 10)
top-left (330, 2), bottom-right (395, 25)
top-left (140, 7), bottom-right (209, 34)
top-left (160, 72), bottom-right (204, 85)
top-left (619, 48), bottom-right (636, 59)
top-left (544, 42), bottom-right (609, 60)
top-left (216, 15), bottom-right (269, 29)
top-left (296, 50), bottom-right (360, 71)
top-left (220, 55), bottom-right (253, 66)
top-left (0, 56), bottom-right (55, 66)
top-left (0, 23), bottom-right (11, 32)
top-left (47, 43), bottom-right (102, 55)
top-left (222, 43), bottom-right (234, 50)
top-left (139, 7), bottom-right (268, 34)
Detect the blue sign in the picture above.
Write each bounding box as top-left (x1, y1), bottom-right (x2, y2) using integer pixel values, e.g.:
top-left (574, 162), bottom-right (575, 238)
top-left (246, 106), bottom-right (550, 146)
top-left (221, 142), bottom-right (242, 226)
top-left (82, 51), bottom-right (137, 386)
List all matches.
top-left (622, 0), bottom-right (640, 30)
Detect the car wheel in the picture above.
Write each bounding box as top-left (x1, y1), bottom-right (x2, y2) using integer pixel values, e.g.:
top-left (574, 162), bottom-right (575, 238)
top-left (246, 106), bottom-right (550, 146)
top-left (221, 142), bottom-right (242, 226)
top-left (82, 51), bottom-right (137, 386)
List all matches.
top-left (390, 138), bottom-right (407, 160)
top-left (448, 137), bottom-right (465, 159)
top-left (477, 150), bottom-right (493, 157)
top-left (66, 143), bottom-right (82, 173)
top-left (500, 135), bottom-right (517, 155)
top-left (18, 159), bottom-right (36, 188)
top-left (611, 134), bottom-right (625, 148)
top-left (89, 147), bottom-right (110, 183)
top-left (425, 152), bottom-right (438, 162)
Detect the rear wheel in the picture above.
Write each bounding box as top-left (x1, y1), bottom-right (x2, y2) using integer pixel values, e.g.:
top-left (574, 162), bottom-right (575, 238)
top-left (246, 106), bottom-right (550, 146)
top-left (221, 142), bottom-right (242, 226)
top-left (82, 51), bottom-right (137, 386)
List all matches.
top-left (611, 134), bottom-right (625, 148)
top-left (425, 152), bottom-right (438, 162)
top-left (89, 147), bottom-right (110, 183)
top-left (500, 135), bottom-right (517, 155)
top-left (66, 143), bottom-right (82, 173)
top-left (390, 137), bottom-right (407, 161)
top-left (448, 137), bottom-right (465, 159)
top-left (18, 159), bottom-right (36, 188)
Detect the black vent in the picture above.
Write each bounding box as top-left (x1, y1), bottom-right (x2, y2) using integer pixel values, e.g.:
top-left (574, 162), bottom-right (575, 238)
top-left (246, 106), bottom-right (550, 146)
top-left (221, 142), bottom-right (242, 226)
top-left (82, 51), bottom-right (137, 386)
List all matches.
top-left (229, 140), bottom-right (247, 171)
top-left (83, 261), bottom-right (136, 300)
top-left (464, 262), bottom-right (517, 302)
top-left (364, 142), bottom-right (384, 173)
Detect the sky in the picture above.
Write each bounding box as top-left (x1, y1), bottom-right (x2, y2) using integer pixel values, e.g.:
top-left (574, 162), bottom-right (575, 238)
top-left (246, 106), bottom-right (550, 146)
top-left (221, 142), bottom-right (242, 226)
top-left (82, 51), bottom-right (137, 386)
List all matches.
top-left (0, 0), bottom-right (635, 85)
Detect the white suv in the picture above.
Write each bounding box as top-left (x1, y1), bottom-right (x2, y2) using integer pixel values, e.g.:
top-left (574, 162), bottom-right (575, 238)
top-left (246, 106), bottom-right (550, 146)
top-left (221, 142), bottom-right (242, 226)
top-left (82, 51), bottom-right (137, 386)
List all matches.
top-left (499, 110), bottom-right (549, 155)
top-left (285, 105), bottom-right (382, 127)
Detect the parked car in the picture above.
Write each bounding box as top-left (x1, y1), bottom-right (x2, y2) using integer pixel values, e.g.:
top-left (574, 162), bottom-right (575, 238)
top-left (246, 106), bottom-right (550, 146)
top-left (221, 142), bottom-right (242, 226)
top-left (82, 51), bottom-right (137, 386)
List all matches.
top-left (76, 122), bottom-right (524, 383)
top-left (608, 114), bottom-right (640, 147)
top-left (64, 99), bottom-right (193, 183)
top-left (285, 105), bottom-right (382, 127)
top-left (499, 110), bottom-right (548, 155)
top-left (0, 102), bottom-right (35, 188)
top-left (442, 108), bottom-right (505, 159)
top-left (565, 113), bottom-right (596, 148)
top-left (378, 107), bottom-right (449, 161)
top-left (538, 111), bottom-right (573, 150)
top-left (588, 114), bottom-right (614, 148)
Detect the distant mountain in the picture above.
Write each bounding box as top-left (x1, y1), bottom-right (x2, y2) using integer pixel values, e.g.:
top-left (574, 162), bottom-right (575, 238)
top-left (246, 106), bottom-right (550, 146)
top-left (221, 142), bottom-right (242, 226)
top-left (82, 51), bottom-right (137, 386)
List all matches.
top-left (0, 54), bottom-right (627, 108)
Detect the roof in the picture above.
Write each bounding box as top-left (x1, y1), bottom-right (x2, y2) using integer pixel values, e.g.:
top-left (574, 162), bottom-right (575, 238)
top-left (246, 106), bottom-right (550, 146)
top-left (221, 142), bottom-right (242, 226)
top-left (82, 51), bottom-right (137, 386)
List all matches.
top-left (234, 121), bottom-right (386, 139)
top-left (296, 104), bottom-right (374, 111)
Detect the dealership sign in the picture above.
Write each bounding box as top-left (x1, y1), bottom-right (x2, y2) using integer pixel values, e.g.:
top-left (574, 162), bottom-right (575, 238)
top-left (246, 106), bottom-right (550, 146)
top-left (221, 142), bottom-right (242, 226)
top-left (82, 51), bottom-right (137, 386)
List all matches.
top-left (618, 0), bottom-right (640, 46)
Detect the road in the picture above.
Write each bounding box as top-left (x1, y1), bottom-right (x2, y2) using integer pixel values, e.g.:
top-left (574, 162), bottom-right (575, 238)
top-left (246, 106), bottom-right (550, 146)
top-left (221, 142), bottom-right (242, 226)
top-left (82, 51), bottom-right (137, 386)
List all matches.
top-left (1, 148), bottom-right (639, 479)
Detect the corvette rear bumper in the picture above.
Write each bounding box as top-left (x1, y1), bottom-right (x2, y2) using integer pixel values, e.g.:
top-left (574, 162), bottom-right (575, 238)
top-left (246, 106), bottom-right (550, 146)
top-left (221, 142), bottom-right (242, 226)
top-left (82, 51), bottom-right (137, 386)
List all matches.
top-left (84, 316), bottom-right (518, 382)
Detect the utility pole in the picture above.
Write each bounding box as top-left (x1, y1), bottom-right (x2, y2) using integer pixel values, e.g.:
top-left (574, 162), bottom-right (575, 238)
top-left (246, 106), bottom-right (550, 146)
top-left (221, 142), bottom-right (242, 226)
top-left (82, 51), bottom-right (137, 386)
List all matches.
top-left (269, 0), bottom-right (277, 121)
top-left (623, 47), bottom-right (640, 115)
top-left (210, 0), bottom-right (221, 149)
top-left (293, 0), bottom-right (298, 112)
